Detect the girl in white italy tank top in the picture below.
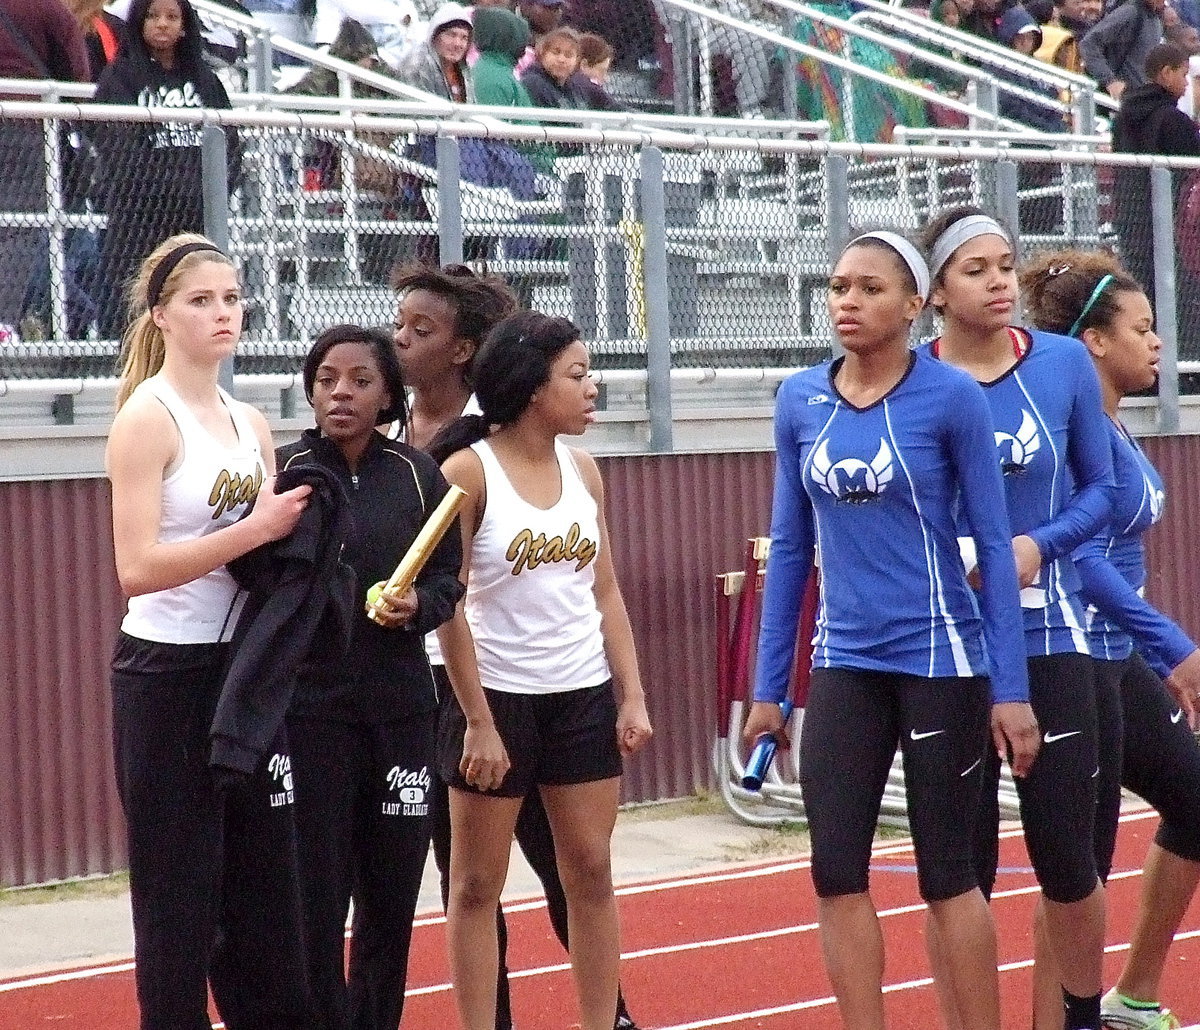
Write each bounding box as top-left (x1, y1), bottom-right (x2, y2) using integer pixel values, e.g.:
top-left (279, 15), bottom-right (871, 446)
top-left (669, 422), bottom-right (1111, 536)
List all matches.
top-left (105, 235), bottom-right (316, 1030)
top-left (393, 265), bottom-right (643, 1028)
top-left (434, 310), bottom-right (653, 1030)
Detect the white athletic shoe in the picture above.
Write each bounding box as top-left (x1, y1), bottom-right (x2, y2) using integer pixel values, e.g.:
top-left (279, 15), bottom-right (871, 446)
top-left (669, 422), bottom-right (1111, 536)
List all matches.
top-left (1100, 988), bottom-right (1181, 1029)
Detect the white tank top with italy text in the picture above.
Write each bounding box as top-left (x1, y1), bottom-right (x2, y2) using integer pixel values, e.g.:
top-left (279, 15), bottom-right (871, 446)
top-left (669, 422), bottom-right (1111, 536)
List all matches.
top-left (465, 439), bottom-right (610, 694)
top-left (121, 376), bottom-right (264, 644)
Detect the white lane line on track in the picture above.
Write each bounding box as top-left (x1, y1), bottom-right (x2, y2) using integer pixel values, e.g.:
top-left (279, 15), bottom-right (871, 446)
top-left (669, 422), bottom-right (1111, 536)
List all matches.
top-left (0, 808), bottom-right (1164, 995)
top-left (650, 928), bottom-right (1200, 1030)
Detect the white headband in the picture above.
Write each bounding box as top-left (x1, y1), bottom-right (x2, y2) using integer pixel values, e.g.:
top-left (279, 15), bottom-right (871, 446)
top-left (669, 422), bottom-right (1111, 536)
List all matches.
top-left (845, 231), bottom-right (931, 301)
top-left (928, 215), bottom-right (1011, 280)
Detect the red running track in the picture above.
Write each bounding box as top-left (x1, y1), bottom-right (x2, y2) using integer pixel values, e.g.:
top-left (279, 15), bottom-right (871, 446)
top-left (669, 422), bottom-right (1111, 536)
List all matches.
top-left (5, 809), bottom-right (1200, 1029)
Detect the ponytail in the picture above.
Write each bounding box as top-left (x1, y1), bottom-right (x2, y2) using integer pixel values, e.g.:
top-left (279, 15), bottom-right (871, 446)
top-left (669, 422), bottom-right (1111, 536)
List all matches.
top-left (428, 413), bottom-right (490, 465)
top-left (115, 312), bottom-right (166, 410)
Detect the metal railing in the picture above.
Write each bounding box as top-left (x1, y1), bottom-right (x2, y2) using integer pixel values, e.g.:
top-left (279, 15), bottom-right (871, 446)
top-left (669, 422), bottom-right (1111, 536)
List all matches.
top-left (2, 100), bottom-right (1198, 441)
top-left (657, 0), bottom-right (1028, 133)
top-left (833, 0), bottom-right (1115, 129)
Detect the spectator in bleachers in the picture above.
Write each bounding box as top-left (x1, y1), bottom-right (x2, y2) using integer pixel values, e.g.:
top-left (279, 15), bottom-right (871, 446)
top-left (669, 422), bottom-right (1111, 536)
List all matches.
top-left (997, 6), bottom-right (1071, 129)
top-left (516, 0), bottom-right (563, 52)
top-left (90, 0), bottom-right (239, 338)
top-left (930, 0), bottom-right (971, 29)
top-left (574, 31), bottom-right (624, 111)
top-left (1166, 17), bottom-right (1200, 48)
top-left (0, 0), bottom-right (91, 338)
top-left (472, 5), bottom-right (533, 103)
top-left (66, 0), bottom-right (125, 79)
top-left (959, 0), bottom-right (1017, 42)
top-left (394, 2), bottom-right (474, 101)
top-left (305, 0), bottom-right (425, 67)
top-left (1112, 43), bottom-right (1200, 335)
top-left (521, 25), bottom-right (588, 108)
top-left (788, 0), bottom-right (928, 140)
top-left (472, 7), bottom-right (559, 178)
top-left (649, 0), bottom-right (776, 118)
top-left (1031, 0), bottom-right (1099, 73)
top-left (17, 0), bottom-right (117, 341)
top-left (1113, 41), bottom-right (1200, 336)
top-left (1079, 0), bottom-right (1165, 99)
top-left (290, 16), bottom-right (395, 96)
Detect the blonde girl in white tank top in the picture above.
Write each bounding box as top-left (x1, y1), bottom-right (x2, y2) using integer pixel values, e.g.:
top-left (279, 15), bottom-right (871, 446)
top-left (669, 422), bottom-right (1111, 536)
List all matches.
top-left (435, 311), bottom-right (653, 1030)
top-left (105, 234), bottom-right (315, 1030)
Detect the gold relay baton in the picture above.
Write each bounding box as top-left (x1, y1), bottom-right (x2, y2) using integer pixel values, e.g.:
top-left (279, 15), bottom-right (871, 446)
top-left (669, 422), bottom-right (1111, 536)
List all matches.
top-left (366, 485), bottom-right (468, 623)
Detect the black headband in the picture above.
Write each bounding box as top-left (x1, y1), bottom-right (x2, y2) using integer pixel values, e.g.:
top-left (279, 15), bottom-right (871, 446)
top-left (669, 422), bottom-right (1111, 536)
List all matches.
top-left (147, 242), bottom-right (225, 309)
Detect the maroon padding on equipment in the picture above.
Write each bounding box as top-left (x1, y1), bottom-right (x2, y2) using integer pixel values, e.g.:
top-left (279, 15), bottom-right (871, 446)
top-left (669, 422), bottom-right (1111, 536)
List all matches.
top-left (715, 582), bottom-right (733, 736)
top-left (789, 571), bottom-right (819, 709)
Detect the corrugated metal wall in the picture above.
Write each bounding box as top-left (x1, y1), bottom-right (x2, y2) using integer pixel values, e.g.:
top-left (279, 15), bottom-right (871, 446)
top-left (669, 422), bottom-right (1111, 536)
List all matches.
top-left (600, 452), bottom-right (776, 803)
top-left (6, 438), bottom-right (1199, 885)
top-left (0, 454), bottom-right (778, 885)
top-left (1140, 436), bottom-right (1200, 642)
top-left (1, 479), bottom-right (126, 888)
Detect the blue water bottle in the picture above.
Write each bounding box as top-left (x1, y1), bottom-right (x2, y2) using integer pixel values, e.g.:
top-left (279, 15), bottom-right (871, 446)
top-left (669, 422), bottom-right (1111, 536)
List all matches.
top-left (742, 700), bottom-right (793, 791)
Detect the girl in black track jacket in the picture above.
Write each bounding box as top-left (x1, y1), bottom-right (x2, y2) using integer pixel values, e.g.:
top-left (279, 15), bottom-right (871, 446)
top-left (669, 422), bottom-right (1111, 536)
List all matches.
top-left (278, 323), bottom-right (464, 1030)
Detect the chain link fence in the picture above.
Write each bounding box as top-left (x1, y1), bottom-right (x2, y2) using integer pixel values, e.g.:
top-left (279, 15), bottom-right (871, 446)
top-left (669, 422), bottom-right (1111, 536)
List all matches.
top-left (1, 101), bottom-right (1198, 429)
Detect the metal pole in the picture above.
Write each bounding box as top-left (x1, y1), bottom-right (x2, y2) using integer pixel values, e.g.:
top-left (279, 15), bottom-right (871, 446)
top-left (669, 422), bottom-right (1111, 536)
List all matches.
top-left (251, 30), bottom-right (273, 94)
top-left (201, 123), bottom-right (233, 393)
top-left (671, 12), bottom-right (697, 118)
top-left (825, 153), bottom-right (849, 356)
top-left (640, 146), bottom-right (674, 453)
top-left (782, 12), bottom-right (799, 122)
top-left (995, 159), bottom-right (1024, 324)
top-left (1151, 165), bottom-right (1180, 433)
top-left (436, 134), bottom-right (464, 266)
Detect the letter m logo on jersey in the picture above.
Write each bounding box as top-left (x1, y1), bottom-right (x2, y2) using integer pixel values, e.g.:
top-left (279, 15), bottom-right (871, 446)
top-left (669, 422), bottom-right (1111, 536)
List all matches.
top-left (810, 439), bottom-right (894, 504)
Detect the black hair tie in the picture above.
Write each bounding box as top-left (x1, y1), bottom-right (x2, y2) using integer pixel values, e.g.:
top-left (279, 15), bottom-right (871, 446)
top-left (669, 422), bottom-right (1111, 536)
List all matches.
top-left (147, 242), bottom-right (225, 309)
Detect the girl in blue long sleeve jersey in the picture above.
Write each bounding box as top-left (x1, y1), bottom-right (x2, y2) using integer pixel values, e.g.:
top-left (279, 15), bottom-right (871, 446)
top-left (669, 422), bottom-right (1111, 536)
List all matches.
top-left (744, 231), bottom-right (1038, 1030)
top-left (918, 207), bottom-right (1116, 1030)
top-left (1024, 249), bottom-right (1200, 1030)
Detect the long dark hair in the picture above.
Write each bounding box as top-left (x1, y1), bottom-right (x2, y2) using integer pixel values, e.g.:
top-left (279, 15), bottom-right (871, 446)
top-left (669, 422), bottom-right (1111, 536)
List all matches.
top-left (303, 324), bottom-right (408, 427)
top-left (428, 310), bottom-right (581, 463)
top-left (120, 0), bottom-right (207, 75)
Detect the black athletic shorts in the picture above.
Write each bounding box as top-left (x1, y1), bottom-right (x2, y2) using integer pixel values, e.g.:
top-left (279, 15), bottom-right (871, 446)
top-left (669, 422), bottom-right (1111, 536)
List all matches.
top-left (1118, 653), bottom-right (1200, 863)
top-left (799, 666), bottom-right (990, 903)
top-left (438, 680), bottom-right (623, 798)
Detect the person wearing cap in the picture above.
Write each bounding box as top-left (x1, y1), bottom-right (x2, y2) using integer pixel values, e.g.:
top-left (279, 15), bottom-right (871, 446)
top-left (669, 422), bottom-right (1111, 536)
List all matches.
top-left (743, 230), bottom-right (1035, 1030)
top-left (395, 1), bottom-right (474, 101)
top-left (996, 6), bottom-right (1070, 131)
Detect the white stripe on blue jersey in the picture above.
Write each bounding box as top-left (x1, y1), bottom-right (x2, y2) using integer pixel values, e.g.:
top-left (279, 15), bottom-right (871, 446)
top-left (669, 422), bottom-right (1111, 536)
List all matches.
top-left (1075, 419), bottom-right (1193, 678)
top-left (921, 329), bottom-right (1115, 659)
top-left (755, 352), bottom-right (1029, 705)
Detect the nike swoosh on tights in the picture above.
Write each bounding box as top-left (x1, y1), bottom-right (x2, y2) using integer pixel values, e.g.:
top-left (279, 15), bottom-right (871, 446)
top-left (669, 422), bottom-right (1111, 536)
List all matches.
top-left (1171, 709), bottom-right (1185, 724)
top-left (910, 729), bottom-right (945, 741)
top-left (959, 758), bottom-right (982, 777)
top-left (1043, 730), bottom-right (1082, 744)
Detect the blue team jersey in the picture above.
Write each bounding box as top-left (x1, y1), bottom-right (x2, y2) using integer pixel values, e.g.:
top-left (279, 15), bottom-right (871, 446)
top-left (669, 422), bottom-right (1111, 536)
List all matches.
top-left (755, 351), bottom-right (1029, 705)
top-left (921, 329), bottom-right (1115, 659)
top-left (1075, 419), bottom-right (1193, 676)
